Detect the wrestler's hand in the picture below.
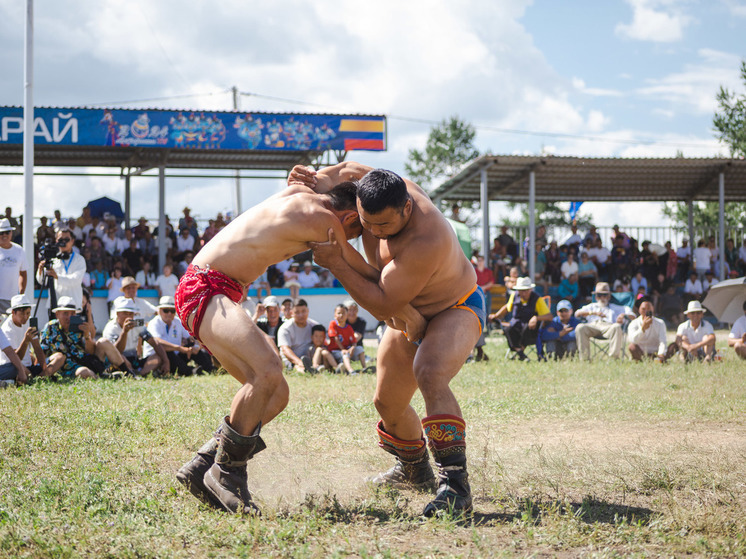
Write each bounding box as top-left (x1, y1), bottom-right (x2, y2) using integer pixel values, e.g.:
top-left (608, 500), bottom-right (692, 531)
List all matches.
top-left (310, 228), bottom-right (343, 268)
top-left (288, 165), bottom-right (317, 187)
top-left (404, 313), bottom-right (427, 344)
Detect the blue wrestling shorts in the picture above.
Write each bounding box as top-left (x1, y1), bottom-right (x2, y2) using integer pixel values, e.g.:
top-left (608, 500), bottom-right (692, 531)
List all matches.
top-left (453, 284), bottom-right (487, 335)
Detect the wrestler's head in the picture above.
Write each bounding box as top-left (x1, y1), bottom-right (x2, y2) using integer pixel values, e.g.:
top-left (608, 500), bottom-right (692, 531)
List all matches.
top-left (356, 169), bottom-right (412, 240)
top-left (326, 181), bottom-right (362, 240)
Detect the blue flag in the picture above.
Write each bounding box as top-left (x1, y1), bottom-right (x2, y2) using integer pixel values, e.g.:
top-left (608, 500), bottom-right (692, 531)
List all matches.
top-left (569, 201), bottom-right (584, 221)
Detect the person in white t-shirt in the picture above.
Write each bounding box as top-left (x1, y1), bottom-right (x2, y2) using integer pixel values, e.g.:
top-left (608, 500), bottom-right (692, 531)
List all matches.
top-left (627, 299), bottom-right (669, 362)
top-left (155, 264), bottom-right (180, 299)
top-left (675, 300), bottom-right (716, 362)
top-left (0, 294), bottom-right (47, 378)
top-left (297, 261), bottom-right (320, 288)
top-left (692, 239), bottom-right (712, 280)
top-left (135, 260), bottom-right (157, 289)
top-left (145, 296), bottom-right (213, 375)
top-left (727, 300), bottom-right (746, 360)
top-left (0, 218), bottom-right (28, 315)
top-left (106, 266), bottom-right (124, 312)
top-left (277, 299), bottom-right (319, 372)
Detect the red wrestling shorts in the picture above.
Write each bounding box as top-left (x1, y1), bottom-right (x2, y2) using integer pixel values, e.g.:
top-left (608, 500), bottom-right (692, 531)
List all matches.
top-left (175, 264), bottom-right (244, 342)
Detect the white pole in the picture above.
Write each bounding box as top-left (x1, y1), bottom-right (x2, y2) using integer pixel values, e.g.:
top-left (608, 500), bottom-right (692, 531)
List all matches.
top-left (528, 171), bottom-right (536, 280)
top-left (719, 172), bottom-right (725, 281)
top-left (158, 166), bottom-right (166, 273)
top-left (22, 0), bottom-right (34, 296)
top-left (480, 167), bottom-right (489, 259)
top-left (232, 86), bottom-right (242, 216)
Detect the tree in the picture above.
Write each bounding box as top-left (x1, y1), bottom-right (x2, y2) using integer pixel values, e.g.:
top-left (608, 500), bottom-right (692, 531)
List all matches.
top-left (662, 201), bottom-right (746, 231)
top-left (713, 59), bottom-right (746, 157)
top-left (404, 116), bottom-right (480, 190)
top-left (504, 201), bottom-right (593, 230)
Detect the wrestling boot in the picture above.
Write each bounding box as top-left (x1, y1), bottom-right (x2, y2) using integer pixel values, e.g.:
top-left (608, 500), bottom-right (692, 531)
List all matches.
top-left (422, 414), bottom-right (473, 518)
top-left (176, 428), bottom-right (223, 508)
top-left (366, 420), bottom-right (436, 492)
top-left (203, 417), bottom-right (266, 515)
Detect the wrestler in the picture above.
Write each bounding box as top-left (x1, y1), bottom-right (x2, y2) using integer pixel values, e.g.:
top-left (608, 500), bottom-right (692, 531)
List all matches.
top-left (295, 163), bottom-right (485, 517)
top-left (174, 176), bottom-right (425, 515)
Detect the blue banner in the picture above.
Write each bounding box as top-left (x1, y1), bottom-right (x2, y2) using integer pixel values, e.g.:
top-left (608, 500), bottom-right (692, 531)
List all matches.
top-left (0, 107), bottom-right (386, 152)
top-left (569, 201), bottom-right (583, 221)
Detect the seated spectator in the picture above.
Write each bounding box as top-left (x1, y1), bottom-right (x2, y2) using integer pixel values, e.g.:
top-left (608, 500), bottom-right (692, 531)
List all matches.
top-left (133, 217), bottom-right (150, 240)
top-left (251, 268), bottom-right (272, 302)
top-left (564, 223), bottom-right (582, 250)
top-left (103, 297), bottom-right (168, 377)
top-left (121, 238), bottom-right (144, 276)
top-left (0, 302), bottom-right (34, 386)
top-left (702, 270), bottom-right (719, 294)
top-left (317, 268), bottom-right (335, 288)
top-left (277, 299), bottom-right (319, 373)
top-left (693, 239), bottom-right (711, 280)
top-left (610, 235), bottom-right (631, 281)
top-left (176, 251), bottom-right (194, 276)
top-left (474, 255), bottom-right (495, 319)
top-left (627, 299), bottom-right (671, 362)
top-left (145, 296), bottom-right (213, 376)
top-left (613, 275), bottom-right (631, 293)
top-left (102, 225), bottom-right (127, 257)
top-left (283, 262), bottom-right (301, 301)
top-left (155, 263), bottom-right (179, 299)
top-left (727, 301), bottom-right (746, 360)
top-left (544, 241), bottom-right (561, 284)
top-left (738, 237), bottom-right (746, 276)
top-left (88, 258), bottom-right (109, 291)
top-left (135, 260), bottom-right (157, 290)
top-left (327, 303), bottom-right (371, 374)
top-left (36, 216), bottom-right (55, 246)
top-left (110, 276), bottom-right (158, 321)
top-left (344, 299), bottom-right (366, 347)
top-left (541, 299), bottom-right (580, 359)
top-left (176, 227), bottom-right (196, 261)
top-left (586, 237), bottom-right (611, 282)
top-left (254, 296), bottom-right (286, 353)
top-left (673, 300), bottom-right (717, 362)
top-left (281, 298), bottom-right (294, 321)
top-left (503, 266), bottom-right (520, 293)
top-left (297, 261), bottom-right (320, 288)
top-left (630, 271), bottom-right (648, 295)
top-left (658, 282), bottom-right (684, 327)
top-left (309, 324), bottom-right (337, 372)
top-left (1, 294), bottom-right (47, 381)
top-left (577, 252), bottom-right (597, 299)
top-left (106, 265), bottom-right (124, 313)
top-left (40, 296), bottom-right (130, 379)
top-left (683, 271), bottom-right (703, 304)
top-left (558, 273), bottom-right (579, 306)
top-left (489, 277), bottom-right (552, 361)
top-left (575, 282), bottom-right (625, 361)
top-left (560, 251), bottom-right (578, 281)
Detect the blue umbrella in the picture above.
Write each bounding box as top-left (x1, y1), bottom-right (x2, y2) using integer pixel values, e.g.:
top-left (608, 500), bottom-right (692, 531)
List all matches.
top-left (86, 196), bottom-right (124, 219)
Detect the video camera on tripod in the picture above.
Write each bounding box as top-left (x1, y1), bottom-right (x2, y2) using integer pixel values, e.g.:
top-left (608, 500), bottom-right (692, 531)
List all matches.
top-left (38, 238), bottom-right (67, 269)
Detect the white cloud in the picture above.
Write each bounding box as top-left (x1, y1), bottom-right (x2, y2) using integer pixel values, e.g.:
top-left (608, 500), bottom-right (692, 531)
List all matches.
top-left (615, 0), bottom-right (692, 42)
top-left (572, 77), bottom-right (623, 97)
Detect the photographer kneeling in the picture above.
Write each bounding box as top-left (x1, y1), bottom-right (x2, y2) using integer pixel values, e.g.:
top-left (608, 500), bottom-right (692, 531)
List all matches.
top-left (40, 296), bottom-right (132, 379)
top-left (145, 296), bottom-right (213, 376)
top-left (103, 298), bottom-right (169, 377)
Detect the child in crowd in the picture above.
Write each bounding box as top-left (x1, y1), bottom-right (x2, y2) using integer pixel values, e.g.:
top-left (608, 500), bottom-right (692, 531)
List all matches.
top-left (283, 262), bottom-right (301, 302)
top-left (309, 324), bottom-right (337, 372)
top-left (327, 303), bottom-right (371, 374)
top-left (281, 298), bottom-right (294, 321)
top-left (106, 265), bottom-right (123, 313)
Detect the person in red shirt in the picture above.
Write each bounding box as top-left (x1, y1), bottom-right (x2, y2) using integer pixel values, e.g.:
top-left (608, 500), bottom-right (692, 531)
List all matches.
top-left (327, 304), bottom-right (373, 374)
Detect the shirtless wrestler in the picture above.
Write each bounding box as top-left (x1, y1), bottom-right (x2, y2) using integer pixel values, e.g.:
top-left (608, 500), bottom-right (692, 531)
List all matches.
top-left (294, 163), bottom-right (486, 517)
top-left (174, 175), bottom-right (425, 515)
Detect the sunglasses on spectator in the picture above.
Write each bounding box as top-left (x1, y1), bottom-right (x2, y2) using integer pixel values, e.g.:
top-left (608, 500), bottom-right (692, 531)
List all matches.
top-left (0, 231), bottom-right (11, 235)
top-left (160, 308), bottom-right (176, 314)
top-left (58, 237), bottom-right (73, 243)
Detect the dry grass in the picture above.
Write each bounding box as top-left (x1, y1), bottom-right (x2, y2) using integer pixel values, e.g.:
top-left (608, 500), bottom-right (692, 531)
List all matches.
top-left (0, 334), bottom-right (745, 557)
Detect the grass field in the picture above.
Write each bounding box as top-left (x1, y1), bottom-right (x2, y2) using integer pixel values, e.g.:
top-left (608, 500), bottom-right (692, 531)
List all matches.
top-left (1, 333), bottom-right (745, 558)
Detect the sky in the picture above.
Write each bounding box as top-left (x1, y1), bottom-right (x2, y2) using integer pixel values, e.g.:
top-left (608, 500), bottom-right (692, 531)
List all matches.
top-left (1, 0), bottom-right (744, 238)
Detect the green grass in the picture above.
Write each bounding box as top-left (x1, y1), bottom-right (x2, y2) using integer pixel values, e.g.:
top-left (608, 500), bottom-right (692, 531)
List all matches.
top-left (1, 335), bottom-right (745, 557)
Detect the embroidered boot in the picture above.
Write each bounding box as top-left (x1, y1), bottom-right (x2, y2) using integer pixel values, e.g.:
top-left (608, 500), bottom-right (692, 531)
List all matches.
top-left (366, 420), bottom-right (436, 492)
top-left (203, 417), bottom-right (266, 515)
top-left (176, 427), bottom-right (223, 508)
top-left (422, 414), bottom-right (472, 517)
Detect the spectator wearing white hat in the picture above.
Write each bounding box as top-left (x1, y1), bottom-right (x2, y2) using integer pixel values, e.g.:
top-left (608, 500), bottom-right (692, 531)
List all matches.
top-left (35, 227), bottom-right (87, 311)
top-left (0, 217), bottom-right (28, 315)
top-left (674, 300), bottom-right (717, 362)
top-left (103, 297), bottom-right (168, 377)
top-left (145, 296), bottom-right (212, 376)
top-left (575, 281), bottom-right (625, 361)
top-left (489, 277), bottom-right (552, 361)
top-left (254, 296), bottom-right (286, 353)
top-left (109, 276), bottom-right (157, 320)
top-left (0, 294), bottom-right (47, 380)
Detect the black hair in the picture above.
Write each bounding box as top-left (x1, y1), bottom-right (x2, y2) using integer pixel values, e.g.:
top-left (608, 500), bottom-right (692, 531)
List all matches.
top-left (295, 298), bottom-right (308, 308)
top-left (281, 298), bottom-right (293, 306)
top-left (356, 169), bottom-right (409, 214)
top-left (335, 303), bottom-right (347, 312)
top-left (326, 181), bottom-right (358, 211)
top-left (311, 324), bottom-right (326, 334)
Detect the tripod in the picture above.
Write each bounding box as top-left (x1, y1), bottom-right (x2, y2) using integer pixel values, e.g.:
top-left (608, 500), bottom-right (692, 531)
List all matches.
top-left (34, 266), bottom-right (58, 322)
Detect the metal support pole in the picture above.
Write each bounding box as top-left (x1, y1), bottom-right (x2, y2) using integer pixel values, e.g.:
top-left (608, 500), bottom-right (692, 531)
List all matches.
top-left (480, 167), bottom-right (489, 260)
top-left (528, 171), bottom-right (536, 281)
top-left (232, 86), bottom-right (242, 216)
top-left (22, 0), bottom-right (34, 296)
top-left (124, 174), bottom-right (131, 230)
top-left (158, 166), bottom-right (166, 273)
top-left (687, 200), bottom-right (694, 255)
top-left (719, 172), bottom-right (725, 280)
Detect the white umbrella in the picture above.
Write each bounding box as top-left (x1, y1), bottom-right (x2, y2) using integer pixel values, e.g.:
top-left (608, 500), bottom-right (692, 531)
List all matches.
top-left (702, 277), bottom-right (746, 323)
top-left (648, 243), bottom-right (667, 256)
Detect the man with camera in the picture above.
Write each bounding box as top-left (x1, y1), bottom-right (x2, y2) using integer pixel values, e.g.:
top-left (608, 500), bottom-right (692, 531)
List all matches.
top-left (35, 228), bottom-right (87, 312)
top-left (0, 218), bottom-right (28, 316)
top-left (103, 297), bottom-right (168, 377)
top-left (109, 276), bottom-right (157, 320)
top-left (627, 298), bottom-right (671, 362)
top-left (0, 294), bottom-right (47, 382)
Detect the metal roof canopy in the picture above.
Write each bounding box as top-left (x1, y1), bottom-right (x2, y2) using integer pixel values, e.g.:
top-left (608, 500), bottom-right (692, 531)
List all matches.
top-left (431, 155), bottom-right (746, 203)
top-left (431, 154), bottom-right (746, 284)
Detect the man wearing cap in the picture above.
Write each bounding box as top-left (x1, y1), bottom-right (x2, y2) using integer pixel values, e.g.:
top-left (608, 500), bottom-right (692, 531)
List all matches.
top-left (110, 276), bottom-right (158, 320)
top-left (146, 296), bottom-right (212, 376)
top-left (674, 300), bottom-right (717, 362)
top-left (727, 301), bottom-right (746, 360)
top-left (297, 261), bottom-right (320, 288)
top-left (541, 299), bottom-right (580, 359)
top-left (254, 296), bottom-right (286, 353)
top-left (103, 297), bottom-right (168, 377)
top-left (489, 277), bottom-right (552, 361)
top-left (0, 295), bottom-right (47, 380)
top-left (627, 299), bottom-right (670, 362)
top-left (35, 227), bottom-right (87, 311)
top-left (575, 282), bottom-right (626, 360)
top-left (0, 217), bottom-right (28, 315)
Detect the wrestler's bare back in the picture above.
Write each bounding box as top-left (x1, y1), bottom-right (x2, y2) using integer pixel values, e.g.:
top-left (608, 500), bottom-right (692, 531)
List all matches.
top-left (363, 181), bottom-right (477, 320)
top-left (192, 186), bottom-right (344, 286)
